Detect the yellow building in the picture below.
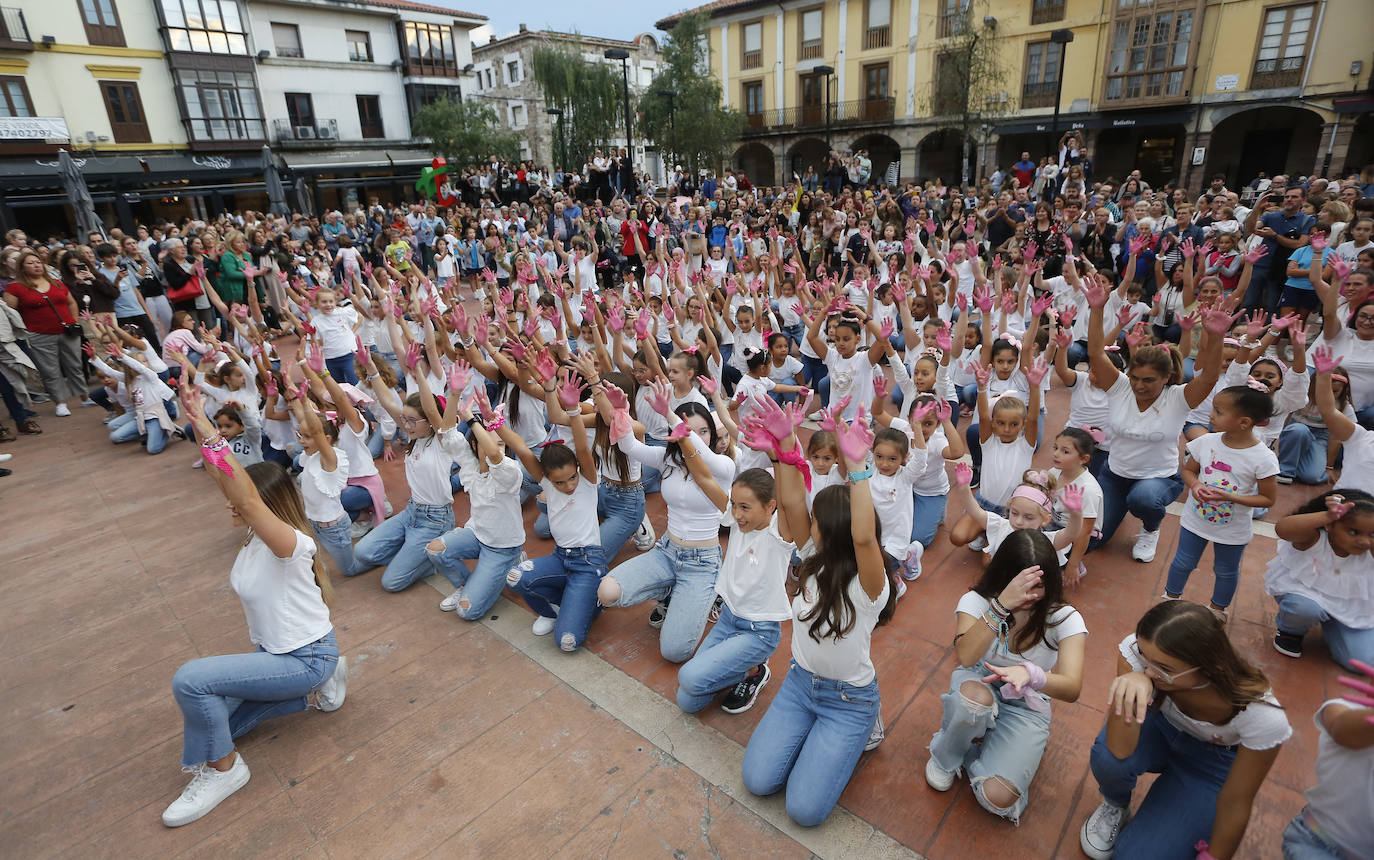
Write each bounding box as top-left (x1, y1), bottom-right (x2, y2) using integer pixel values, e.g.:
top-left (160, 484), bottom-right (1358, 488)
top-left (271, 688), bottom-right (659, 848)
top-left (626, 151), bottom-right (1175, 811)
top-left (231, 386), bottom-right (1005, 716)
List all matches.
top-left (657, 0), bottom-right (1374, 190)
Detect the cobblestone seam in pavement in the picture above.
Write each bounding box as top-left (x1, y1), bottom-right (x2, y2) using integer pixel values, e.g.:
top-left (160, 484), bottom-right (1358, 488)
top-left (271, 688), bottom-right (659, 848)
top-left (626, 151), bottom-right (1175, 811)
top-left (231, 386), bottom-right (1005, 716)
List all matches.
top-left (421, 577), bottom-right (926, 860)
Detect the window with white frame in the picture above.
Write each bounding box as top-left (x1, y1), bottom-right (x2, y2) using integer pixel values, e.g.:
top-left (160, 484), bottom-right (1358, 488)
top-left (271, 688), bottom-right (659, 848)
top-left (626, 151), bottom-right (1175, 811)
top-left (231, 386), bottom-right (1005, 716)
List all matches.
top-left (506, 58), bottom-right (521, 83)
top-left (509, 102), bottom-right (525, 128)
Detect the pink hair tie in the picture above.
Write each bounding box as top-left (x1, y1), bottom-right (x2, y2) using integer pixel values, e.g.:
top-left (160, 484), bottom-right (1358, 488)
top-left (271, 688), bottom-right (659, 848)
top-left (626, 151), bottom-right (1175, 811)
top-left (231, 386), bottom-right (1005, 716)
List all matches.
top-left (1244, 377), bottom-right (1270, 392)
top-left (1332, 373), bottom-right (1349, 384)
top-left (1079, 424), bottom-right (1106, 443)
top-left (998, 332), bottom-right (1019, 343)
top-left (1104, 344), bottom-right (1121, 352)
top-left (683, 344), bottom-right (700, 354)
top-left (775, 442), bottom-right (812, 492)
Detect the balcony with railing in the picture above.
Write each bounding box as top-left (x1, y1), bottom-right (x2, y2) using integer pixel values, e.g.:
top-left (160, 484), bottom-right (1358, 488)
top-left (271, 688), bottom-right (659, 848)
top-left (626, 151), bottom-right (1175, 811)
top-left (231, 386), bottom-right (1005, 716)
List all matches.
top-left (273, 118), bottom-right (340, 146)
top-left (742, 49), bottom-right (762, 69)
top-left (1251, 55), bottom-right (1305, 90)
top-left (863, 25), bottom-right (891, 49)
top-left (0, 6), bottom-right (33, 50)
top-left (1021, 79), bottom-right (1058, 109)
top-left (1030, 0), bottom-right (1065, 25)
top-left (740, 97), bottom-right (895, 135)
top-left (937, 10), bottom-right (968, 39)
top-left (798, 38), bottom-right (823, 60)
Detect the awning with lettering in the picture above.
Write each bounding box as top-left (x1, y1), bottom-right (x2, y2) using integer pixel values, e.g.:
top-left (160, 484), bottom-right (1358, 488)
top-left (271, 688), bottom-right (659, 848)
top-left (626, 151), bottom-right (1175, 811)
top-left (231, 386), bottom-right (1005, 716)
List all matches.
top-left (995, 108), bottom-right (1195, 136)
top-left (282, 149), bottom-right (434, 172)
top-left (0, 152), bottom-right (258, 188)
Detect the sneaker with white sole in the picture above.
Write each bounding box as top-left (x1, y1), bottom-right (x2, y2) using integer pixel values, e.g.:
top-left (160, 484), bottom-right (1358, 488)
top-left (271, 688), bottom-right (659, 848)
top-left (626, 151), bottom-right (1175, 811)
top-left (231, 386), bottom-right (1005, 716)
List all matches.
top-left (864, 711), bottom-right (886, 751)
top-left (893, 576), bottom-right (907, 599)
top-left (1131, 529), bottom-right (1160, 563)
top-left (721, 663), bottom-right (771, 714)
top-left (316, 656), bottom-right (347, 712)
top-left (439, 587), bottom-right (464, 612)
top-left (632, 514), bottom-right (656, 550)
top-left (349, 519), bottom-right (372, 540)
top-left (384, 500), bottom-right (393, 516)
top-left (924, 756), bottom-right (956, 791)
top-left (532, 614), bottom-right (557, 636)
top-left (648, 599), bottom-right (669, 628)
top-left (1080, 800), bottom-right (1130, 860)
top-left (900, 542), bottom-right (924, 581)
top-left (1275, 473), bottom-right (1294, 485)
top-left (161, 753), bottom-right (251, 828)
top-left (54, 403), bottom-right (71, 417)
top-left (969, 534), bottom-right (988, 551)
top-left (191, 458), bottom-right (205, 469)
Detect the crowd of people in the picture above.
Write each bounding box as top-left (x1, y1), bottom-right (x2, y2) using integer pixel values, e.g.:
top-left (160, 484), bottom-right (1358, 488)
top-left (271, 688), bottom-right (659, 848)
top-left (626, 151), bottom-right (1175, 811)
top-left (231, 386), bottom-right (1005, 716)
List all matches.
top-left (5, 140), bottom-right (1374, 860)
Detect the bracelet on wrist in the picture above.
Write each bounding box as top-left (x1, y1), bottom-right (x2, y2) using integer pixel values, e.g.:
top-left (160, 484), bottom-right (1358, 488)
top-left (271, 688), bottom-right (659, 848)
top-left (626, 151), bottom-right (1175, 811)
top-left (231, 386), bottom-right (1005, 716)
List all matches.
top-left (847, 466), bottom-right (873, 482)
top-left (989, 596), bottom-right (1011, 618)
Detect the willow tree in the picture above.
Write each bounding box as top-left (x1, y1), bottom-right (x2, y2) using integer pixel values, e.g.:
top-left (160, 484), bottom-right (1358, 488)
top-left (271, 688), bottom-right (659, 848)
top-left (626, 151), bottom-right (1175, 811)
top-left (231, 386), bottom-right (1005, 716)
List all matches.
top-left (529, 40), bottom-right (620, 169)
top-left (639, 12), bottom-right (744, 177)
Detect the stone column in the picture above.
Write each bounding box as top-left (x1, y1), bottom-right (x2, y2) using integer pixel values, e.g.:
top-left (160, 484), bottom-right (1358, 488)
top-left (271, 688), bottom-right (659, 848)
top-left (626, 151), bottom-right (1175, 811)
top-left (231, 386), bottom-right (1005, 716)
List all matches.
top-left (1314, 120), bottom-right (1353, 179)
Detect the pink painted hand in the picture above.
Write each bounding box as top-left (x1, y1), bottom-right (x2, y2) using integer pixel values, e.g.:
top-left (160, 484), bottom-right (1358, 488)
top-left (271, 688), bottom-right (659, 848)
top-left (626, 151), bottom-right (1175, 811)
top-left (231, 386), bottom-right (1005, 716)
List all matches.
top-left (936, 322), bottom-right (952, 353)
top-left (835, 407), bottom-right (874, 465)
top-left (1312, 345), bottom-right (1343, 374)
top-left (1059, 483), bottom-right (1084, 512)
top-left (954, 461), bottom-right (973, 486)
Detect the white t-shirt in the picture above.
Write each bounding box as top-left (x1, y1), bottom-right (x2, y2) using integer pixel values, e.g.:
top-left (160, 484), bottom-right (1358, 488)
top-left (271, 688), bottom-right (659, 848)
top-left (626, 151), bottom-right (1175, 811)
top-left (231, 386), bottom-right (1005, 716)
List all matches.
top-left (717, 514), bottom-right (794, 622)
top-left (1337, 424), bottom-right (1374, 498)
top-left (824, 350), bottom-right (874, 422)
top-left (310, 305), bottom-right (360, 359)
top-left (808, 464), bottom-right (845, 509)
top-left (980, 435), bottom-right (1034, 507)
top-left (870, 453), bottom-right (924, 558)
top-left (1264, 531), bottom-right (1374, 629)
top-left (983, 515), bottom-right (1070, 565)
top-left (230, 530), bottom-right (333, 654)
top-left (619, 434), bottom-right (736, 541)
top-left (1304, 698), bottom-right (1374, 858)
top-left (541, 473), bottom-right (600, 548)
top-left (301, 447), bottom-right (349, 524)
top-left (768, 355), bottom-right (804, 385)
top-left (337, 421), bottom-right (378, 479)
top-left (1318, 329), bottom-right (1374, 411)
top-left (1105, 374), bottom-right (1192, 479)
top-left (955, 592), bottom-right (1086, 674)
top-left (454, 442), bottom-right (525, 548)
top-left (791, 543), bottom-right (890, 686)
top-left (1065, 371), bottom-right (1112, 449)
top-left (892, 418), bottom-right (951, 497)
top-left (1048, 467), bottom-right (1102, 530)
top-left (1182, 433), bottom-right (1279, 545)
top-left (1119, 634), bottom-right (1292, 748)
top-left (404, 428), bottom-right (463, 506)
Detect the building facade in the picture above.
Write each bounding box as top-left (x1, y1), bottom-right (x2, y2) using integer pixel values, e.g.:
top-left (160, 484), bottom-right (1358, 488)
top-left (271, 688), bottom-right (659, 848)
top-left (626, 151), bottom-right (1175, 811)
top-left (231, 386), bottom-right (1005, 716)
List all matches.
top-left (471, 25), bottom-right (666, 180)
top-left (0, 0), bottom-right (483, 234)
top-left (659, 0), bottom-right (1374, 191)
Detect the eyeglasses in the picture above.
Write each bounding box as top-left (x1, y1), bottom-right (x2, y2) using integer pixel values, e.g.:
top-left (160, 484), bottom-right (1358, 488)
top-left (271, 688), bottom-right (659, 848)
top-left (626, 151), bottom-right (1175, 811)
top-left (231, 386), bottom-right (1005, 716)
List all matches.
top-left (1130, 641), bottom-right (1200, 685)
top-left (400, 415), bottom-right (428, 426)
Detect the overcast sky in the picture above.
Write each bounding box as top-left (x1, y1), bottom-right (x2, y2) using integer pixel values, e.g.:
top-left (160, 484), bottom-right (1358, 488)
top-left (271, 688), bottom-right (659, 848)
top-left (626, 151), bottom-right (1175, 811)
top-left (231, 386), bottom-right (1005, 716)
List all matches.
top-left (468, 0), bottom-right (689, 44)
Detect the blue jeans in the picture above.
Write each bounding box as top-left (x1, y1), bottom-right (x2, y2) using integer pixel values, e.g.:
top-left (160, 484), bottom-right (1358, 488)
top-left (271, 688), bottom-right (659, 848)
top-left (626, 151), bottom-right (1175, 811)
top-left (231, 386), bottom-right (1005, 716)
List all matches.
top-left (1067, 340), bottom-right (1088, 369)
top-left (340, 484), bottom-right (374, 521)
top-left (741, 662), bottom-right (880, 827)
top-left (606, 536), bottom-right (723, 662)
top-left (783, 322), bottom-right (804, 348)
top-left (109, 414), bottom-right (168, 454)
top-left (801, 354), bottom-right (827, 389)
top-left (1358, 404), bottom-right (1374, 431)
top-left (353, 500), bottom-right (454, 592)
top-left (425, 527), bottom-right (524, 620)
top-left (1283, 809), bottom-right (1352, 860)
top-left (957, 382), bottom-right (979, 407)
top-left (1274, 592), bottom-right (1374, 671)
top-left (507, 544), bottom-right (607, 652)
top-left (172, 629), bottom-right (337, 767)
top-left (1093, 467), bottom-right (1184, 547)
top-left (311, 515), bottom-right (371, 577)
top-left (676, 603), bottom-right (781, 712)
top-left (912, 492), bottom-right (946, 546)
top-left (1278, 424), bottom-right (1330, 484)
top-left (1165, 527), bottom-right (1246, 608)
top-left (1089, 710), bottom-right (1237, 860)
top-left (928, 666), bottom-right (1052, 823)
top-left (324, 353), bottom-right (358, 385)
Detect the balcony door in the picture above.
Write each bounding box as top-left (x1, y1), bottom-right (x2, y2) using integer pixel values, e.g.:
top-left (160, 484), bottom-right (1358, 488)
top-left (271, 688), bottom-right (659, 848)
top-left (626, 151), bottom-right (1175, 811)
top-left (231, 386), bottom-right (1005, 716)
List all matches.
top-left (863, 63), bottom-right (889, 120)
top-left (800, 72), bottom-right (825, 126)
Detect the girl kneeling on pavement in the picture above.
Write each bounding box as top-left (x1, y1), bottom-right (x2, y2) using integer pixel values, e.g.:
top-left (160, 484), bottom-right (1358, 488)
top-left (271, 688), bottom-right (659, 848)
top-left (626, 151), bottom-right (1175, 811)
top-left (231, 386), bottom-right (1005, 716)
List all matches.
top-left (924, 529), bottom-right (1086, 824)
top-left (676, 397), bottom-right (812, 715)
top-left (741, 405), bottom-right (894, 828)
top-left (1080, 600), bottom-right (1290, 860)
top-left (162, 385), bottom-right (346, 828)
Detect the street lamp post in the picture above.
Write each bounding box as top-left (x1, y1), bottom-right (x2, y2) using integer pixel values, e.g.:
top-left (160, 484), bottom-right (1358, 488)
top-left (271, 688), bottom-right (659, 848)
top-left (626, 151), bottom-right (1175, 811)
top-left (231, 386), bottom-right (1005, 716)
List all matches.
top-left (546, 107), bottom-right (565, 175)
top-left (604, 48), bottom-right (634, 187)
top-left (1048, 29), bottom-right (1074, 156)
top-left (658, 88), bottom-right (677, 175)
top-left (814, 64), bottom-right (835, 149)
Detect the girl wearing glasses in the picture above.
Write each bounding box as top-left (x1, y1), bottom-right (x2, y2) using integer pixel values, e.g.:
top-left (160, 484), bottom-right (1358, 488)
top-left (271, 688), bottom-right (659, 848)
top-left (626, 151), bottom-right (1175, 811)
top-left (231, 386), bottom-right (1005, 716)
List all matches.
top-left (1080, 601), bottom-right (1290, 860)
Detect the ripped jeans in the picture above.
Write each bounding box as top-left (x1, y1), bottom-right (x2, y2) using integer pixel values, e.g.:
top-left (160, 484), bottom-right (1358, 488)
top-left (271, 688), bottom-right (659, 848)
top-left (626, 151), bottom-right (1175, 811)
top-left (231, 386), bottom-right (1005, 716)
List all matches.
top-left (927, 665), bottom-right (1052, 824)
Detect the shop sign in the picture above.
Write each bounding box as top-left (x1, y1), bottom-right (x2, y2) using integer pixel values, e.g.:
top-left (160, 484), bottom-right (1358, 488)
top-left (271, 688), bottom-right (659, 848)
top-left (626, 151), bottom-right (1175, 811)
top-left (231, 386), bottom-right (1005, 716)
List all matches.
top-left (0, 116), bottom-right (70, 140)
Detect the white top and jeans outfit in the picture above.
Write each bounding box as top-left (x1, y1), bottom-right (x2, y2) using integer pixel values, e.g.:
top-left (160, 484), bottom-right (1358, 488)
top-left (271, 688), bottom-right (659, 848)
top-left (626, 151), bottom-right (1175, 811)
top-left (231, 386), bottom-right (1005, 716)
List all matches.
top-left (171, 530), bottom-right (339, 768)
top-left (607, 432), bottom-right (736, 662)
top-left (929, 592), bottom-right (1087, 823)
top-left (741, 543), bottom-right (889, 828)
top-left (1094, 376), bottom-right (1192, 547)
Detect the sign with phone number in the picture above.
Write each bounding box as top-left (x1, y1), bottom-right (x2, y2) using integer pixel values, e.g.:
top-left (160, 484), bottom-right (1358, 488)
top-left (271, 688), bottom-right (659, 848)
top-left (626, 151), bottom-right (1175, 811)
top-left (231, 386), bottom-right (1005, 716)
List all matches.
top-left (0, 116), bottom-right (70, 140)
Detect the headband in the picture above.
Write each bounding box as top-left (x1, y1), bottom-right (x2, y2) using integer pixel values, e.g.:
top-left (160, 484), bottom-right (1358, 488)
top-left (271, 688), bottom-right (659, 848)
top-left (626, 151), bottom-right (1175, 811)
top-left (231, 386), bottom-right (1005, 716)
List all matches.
top-left (1332, 373), bottom-right (1349, 384)
top-left (1011, 484), bottom-right (1052, 513)
top-left (1223, 337), bottom-right (1241, 347)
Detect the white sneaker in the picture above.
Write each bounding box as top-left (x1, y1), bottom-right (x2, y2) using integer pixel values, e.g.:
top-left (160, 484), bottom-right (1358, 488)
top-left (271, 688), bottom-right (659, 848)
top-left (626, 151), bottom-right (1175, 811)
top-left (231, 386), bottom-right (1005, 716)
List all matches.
top-left (532, 615), bottom-right (556, 636)
top-left (0, 453), bottom-right (10, 463)
top-left (864, 711), bottom-right (885, 751)
top-left (384, 500), bottom-right (394, 516)
top-left (1080, 800), bottom-right (1130, 860)
top-left (893, 576), bottom-right (907, 599)
top-left (161, 753), bottom-right (251, 827)
top-left (80, 397), bottom-right (97, 407)
top-left (969, 534), bottom-right (988, 551)
top-left (632, 514), bottom-right (656, 550)
top-left (439, 588), bottom-right (464, 612)
top-left (901, 542), bottom-right (924, 581)
top-left (925, 756), bottom-right (956, 791)
top-left (316, 656), bottom-right (347, 712)
top-left (54, 403), bottom-right (71, 417)
top-left (349, 519), bottom-right (372, 540)
top-left (1131, 529), bottom-right (1160, 563)
top-left (191, 458), bottom-right (205, 470)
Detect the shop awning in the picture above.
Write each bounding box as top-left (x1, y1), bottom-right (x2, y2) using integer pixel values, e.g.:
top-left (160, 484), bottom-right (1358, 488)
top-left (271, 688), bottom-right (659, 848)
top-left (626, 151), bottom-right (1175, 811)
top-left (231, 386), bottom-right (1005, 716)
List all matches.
top-left (995, 108), bottom-right (1195, 136)
top-left (282, 148), bottom-right (434, 172)
top-left (0, 151), bottom-right (259, 189)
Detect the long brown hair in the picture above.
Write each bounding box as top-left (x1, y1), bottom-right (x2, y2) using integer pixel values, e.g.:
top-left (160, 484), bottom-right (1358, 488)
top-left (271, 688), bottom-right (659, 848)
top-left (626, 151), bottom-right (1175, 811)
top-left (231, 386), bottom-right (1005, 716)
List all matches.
top-left (972, 530), bottom-right (1066, 654)
top-left (14, 249), bottom-right (53, 290)
top-left (797, 485), bottom-right (896, 642)
top-left (246, 462), bottom-right (336, 607)
top-left (1137, 601), bottom-right (1272, 715)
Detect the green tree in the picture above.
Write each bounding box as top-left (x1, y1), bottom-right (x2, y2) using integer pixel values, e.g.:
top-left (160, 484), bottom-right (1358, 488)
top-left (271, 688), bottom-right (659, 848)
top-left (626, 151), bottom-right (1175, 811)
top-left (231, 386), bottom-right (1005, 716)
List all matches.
top-left (639, 11), bottom-right (745, 177)
top-left (411, 97), bottom-right (519, 167)
top-left (529, 41), bottom-right (620, 169)
top-left (927, 1), bottom-right (1008, 185)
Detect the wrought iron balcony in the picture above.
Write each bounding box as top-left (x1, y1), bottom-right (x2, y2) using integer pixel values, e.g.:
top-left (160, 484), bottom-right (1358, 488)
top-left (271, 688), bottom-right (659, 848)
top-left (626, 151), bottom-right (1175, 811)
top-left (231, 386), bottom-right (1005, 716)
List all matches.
top-left (741, 97), bottom-right (895, 136)
top-left (0, 6), bottom-right (33, 50)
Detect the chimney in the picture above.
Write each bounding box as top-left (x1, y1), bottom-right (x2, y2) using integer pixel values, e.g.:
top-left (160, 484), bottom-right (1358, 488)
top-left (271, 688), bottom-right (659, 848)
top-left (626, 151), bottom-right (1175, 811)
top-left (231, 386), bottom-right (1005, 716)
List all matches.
top-left (519, 23), bottom-right (526, 32)
top-left (489, 34), bottom-right (496, 43)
